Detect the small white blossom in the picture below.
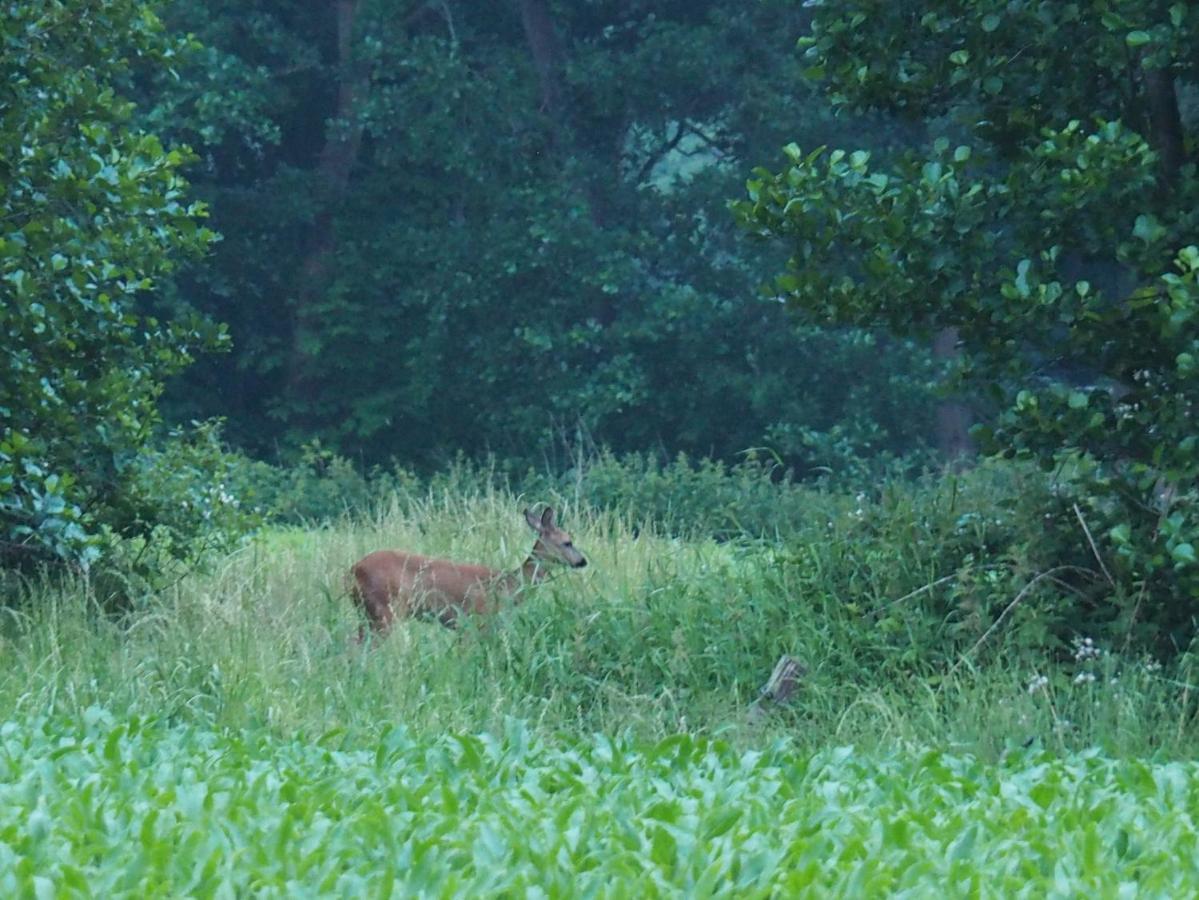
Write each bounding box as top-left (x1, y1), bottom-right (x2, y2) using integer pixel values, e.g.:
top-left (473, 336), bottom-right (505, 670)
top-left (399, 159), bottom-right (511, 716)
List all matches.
top-left (1073, 672), bottom-right (1096, 685)
top-left (1027, 674), bottom-right (1050, 694)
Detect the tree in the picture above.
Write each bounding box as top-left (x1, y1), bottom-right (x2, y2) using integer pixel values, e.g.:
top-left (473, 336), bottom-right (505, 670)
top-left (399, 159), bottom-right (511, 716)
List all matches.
top-left (735, 2), bottom-right (1199, 632)
top-left (145, 0), bottom-right (940, 476)
top-left (0, 0), bottom-right (226, 568)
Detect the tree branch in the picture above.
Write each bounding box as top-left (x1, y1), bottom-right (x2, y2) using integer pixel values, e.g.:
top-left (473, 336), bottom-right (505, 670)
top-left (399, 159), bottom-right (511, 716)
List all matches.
top-left (635, 120), bottom-right (688, 185)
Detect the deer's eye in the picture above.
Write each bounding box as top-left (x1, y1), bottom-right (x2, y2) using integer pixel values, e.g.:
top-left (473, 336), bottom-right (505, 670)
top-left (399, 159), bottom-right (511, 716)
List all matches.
top-left (563, 541), bottom-right (573, 548)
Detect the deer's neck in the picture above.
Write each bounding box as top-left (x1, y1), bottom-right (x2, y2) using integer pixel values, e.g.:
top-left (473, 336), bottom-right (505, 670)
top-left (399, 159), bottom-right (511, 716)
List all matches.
top-left (519, 556), bottom-right (548, 584)
top-left (489, 557), bottom-right (545, 601)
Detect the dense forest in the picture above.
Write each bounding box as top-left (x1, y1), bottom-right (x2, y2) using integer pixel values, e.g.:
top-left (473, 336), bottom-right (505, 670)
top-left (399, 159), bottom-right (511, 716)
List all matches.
top-left (3, 0), bottom-right (1198, 648)
top-left (150, 0), bottom-right (942, 468)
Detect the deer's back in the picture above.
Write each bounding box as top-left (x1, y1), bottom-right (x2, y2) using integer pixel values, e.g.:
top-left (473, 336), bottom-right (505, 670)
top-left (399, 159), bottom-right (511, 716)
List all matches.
top-left (351, 550), bottom-right (501, 623)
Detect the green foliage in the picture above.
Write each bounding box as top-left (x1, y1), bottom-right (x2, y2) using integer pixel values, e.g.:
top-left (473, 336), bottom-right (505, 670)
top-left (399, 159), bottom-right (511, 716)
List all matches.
top-left (1, 472), bottom-right (1198, 757)
top-left (106, 443), bottom-right (1175, 663)
top-left (0, 0), bottom-right (227, 570)
top-left (213, 444), bottom-right (1154, 659)
top-left (734, 1), bottom-right (1199, 635)
top-left (93, 422), bottom-right (262, 595)
top-left (0, 469), bottom-right (1195, 892)
top-left (3, 712), bottom-right (1199, 894)
top-left (234, 445), bottom-right (941, 538)
top-left (224, 440), bottom-right (422, 525)
top-left (555, 451), bottom-right (815, 539)
top-left (495, 456), bottom-right (1177, 667)
top-left (533, 448), bottom-right (940, 539)
top-left (139, 0), bottom-right (936, 474)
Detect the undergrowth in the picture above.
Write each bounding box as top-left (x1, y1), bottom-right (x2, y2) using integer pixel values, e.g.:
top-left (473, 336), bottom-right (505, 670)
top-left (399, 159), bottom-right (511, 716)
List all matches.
top-left (0, 460), bottom-right (1195, 759)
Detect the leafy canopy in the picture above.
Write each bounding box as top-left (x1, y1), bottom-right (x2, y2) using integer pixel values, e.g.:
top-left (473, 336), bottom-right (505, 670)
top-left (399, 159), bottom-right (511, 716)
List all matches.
top-left (143, 0), bottom-right (939, 476)
top-left (734, 1), bottom-right (1199, 621)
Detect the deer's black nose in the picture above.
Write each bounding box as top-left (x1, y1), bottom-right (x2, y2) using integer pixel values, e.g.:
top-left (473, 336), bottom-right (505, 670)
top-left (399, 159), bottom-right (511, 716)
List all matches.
top-left (575, 558), bottom-right (588, 568)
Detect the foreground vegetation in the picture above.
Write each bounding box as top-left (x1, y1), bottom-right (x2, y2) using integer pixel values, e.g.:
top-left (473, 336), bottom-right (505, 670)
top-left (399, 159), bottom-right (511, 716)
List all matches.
top-left (6, 2), bottom-right (1194, 888)
top-left (4, 711), bottom-right (1198, 897)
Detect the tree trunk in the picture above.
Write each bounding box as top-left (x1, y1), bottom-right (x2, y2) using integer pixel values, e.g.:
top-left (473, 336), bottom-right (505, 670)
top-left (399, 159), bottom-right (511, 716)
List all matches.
top-left (515, 0), bottom-right (628, 335)
top-left (932, 327), bottom-right (974, 465)
top-left (1142, 66), bottom-right (1185, 188)
top-left (515, 0), bottom-right (621, 327)
top-left (285, 0), bottom-right (367, 414)
top-left (517, 0), bottom-right (564, 121)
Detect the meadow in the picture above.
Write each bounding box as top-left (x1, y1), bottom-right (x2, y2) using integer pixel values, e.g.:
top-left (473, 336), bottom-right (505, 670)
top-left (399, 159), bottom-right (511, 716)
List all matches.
top-left (1, 466), bottom-right (1197, 895)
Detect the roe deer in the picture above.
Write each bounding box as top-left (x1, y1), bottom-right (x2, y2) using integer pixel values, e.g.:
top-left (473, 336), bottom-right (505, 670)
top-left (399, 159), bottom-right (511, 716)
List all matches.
top-left (350, 506), bottom-right (586, 640)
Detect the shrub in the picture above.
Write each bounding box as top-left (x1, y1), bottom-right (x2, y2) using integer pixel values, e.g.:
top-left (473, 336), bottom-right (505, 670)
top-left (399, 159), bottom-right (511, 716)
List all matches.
top-left (0, 0), bottom-right (223, 571)
top-left (86, 421), bottom-right (261, 605)
top-left (227, 441), bottom-right (422, 525)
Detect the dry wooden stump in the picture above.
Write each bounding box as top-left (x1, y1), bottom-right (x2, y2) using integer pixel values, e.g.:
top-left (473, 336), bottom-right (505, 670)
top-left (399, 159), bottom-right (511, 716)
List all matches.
top-left (748, 654), bottom-right (807, 724)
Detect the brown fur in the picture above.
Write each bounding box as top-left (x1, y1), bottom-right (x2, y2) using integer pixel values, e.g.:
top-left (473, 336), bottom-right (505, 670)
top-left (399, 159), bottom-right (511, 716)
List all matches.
top-left (350, 506), bottom-right (585, 640)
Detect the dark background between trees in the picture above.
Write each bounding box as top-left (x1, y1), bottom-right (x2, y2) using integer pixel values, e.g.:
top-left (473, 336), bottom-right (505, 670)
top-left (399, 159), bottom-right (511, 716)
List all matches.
top-left (144, 0), bottom-right (941, 470)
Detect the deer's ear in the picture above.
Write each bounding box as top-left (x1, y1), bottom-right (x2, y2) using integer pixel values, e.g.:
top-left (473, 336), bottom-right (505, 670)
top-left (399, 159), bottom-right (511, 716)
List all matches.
top-left (540, 506), bottom-right (556, 530)
top-left (524, 507), bottom-right (543, 531)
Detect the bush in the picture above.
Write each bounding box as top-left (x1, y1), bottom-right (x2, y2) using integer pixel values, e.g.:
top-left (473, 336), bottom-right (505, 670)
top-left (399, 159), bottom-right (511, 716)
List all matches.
top-left (534, 450), bottom-right (814, 539)
top-left (84, 421), bottom-right (261, 605)
top-left (0, 0), bottom-right (223, 571)
top-left (213, 444), bottom-right (1192, 660)
top-left (225, 441), bottom-right (422, 525)
top-left (733, 4), bottom-right (1199, 652)
top-left (522, 454), bottom-right (1181, 668)
top-left (497, 447), bottom-right (934, 540)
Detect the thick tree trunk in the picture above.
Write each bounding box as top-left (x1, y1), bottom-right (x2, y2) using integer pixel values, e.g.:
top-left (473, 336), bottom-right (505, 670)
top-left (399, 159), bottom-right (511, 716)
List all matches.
top-left (285, 0), bottom-right (366, 412)
top-left (516, 0), bottom-right (622, 328)
top-left (1142, 67), bottom-right (1185, 187)
top-left (932, 327), bottom-right (974, 465)
top-left (517, 0), bottom-right (564, 121)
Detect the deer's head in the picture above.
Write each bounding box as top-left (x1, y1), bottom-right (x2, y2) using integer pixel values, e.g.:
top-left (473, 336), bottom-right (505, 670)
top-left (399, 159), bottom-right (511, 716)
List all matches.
top-left (525, 506), bottom-right (587, 568)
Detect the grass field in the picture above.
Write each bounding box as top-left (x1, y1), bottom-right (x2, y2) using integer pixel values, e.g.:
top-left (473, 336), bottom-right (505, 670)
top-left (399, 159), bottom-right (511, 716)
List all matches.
top-left (1, 481), bottom-right (1197, 894)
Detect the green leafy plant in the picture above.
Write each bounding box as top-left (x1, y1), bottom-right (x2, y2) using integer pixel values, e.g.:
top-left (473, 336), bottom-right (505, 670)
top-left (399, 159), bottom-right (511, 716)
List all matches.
top-left (734, 2), bottom-right (1199, 643)
top-left (3, 711), bottom-right (1199, 895)
top-left (1, 0), bottom-right (225, 570)
top-left (92, 421), bottom-right (261, 599)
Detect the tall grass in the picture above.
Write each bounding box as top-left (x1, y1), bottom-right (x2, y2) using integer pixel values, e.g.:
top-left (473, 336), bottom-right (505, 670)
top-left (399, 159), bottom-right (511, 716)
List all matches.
top-left (0, 470), bottom-right (1195, 758)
